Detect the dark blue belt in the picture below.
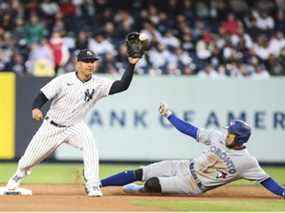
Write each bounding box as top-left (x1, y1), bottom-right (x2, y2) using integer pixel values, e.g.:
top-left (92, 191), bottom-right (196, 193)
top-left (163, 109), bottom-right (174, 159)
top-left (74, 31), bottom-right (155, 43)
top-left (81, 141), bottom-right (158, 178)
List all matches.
top-left (45, 117), bottom-right (67, 128)
top-left (189, 161), bottom-right (205, 191)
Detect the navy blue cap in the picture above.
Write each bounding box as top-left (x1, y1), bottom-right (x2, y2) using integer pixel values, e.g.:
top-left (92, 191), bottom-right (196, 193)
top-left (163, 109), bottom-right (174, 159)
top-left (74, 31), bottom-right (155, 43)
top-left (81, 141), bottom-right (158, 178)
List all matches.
top-left (228, 120), bottom-right (251, 145)
top-left (77, 49), bottom-right (99, 62)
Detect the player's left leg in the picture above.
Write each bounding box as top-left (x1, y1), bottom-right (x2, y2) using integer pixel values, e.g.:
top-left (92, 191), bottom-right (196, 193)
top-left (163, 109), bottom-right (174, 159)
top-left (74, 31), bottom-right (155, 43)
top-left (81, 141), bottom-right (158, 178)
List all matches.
top-left (100, 160), bottom-right (188, 187)
top-left (142, 160), bottom-right (189, 181)
top-left (123, 160), bottom-right (201, 195)
top-left (67, 122), bottom-right (102, 197)
top-left (147, 176), bottom-right (190, 194)
top-left (122, 176), bottom-right (191, 194)
top-left (123, 177), bottom-right (161, 193)
top-left (100, 169), bottom-right (142, 187)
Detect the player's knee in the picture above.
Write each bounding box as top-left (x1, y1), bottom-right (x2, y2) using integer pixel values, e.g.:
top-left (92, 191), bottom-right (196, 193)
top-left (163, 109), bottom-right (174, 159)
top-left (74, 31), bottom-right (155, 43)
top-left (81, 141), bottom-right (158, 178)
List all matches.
top-left (144, 177), bottom-right (161, 193)
top-left (134, 169), bottom-right (143, 181)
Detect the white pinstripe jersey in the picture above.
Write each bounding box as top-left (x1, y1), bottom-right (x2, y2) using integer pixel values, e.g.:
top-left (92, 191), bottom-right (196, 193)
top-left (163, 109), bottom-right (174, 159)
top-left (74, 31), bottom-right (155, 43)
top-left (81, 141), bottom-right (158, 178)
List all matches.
top-left (192, 129), bottom-right (269, 190)
top-left (41, 72), bottom-right (114, 126)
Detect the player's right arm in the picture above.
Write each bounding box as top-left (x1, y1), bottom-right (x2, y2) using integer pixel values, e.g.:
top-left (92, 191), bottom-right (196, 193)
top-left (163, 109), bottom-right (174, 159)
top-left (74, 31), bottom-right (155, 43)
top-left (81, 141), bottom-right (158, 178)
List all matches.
top-left (31, 76), bottom-right (62, 121)
top-left (32, 92), bottom-right (48, 121)
top-left (108, 58), bottom-right (140, 95)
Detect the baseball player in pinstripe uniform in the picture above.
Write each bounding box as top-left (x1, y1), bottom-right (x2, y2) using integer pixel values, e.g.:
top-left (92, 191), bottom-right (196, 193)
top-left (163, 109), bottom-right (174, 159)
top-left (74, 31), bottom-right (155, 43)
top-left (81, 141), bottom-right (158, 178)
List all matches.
top-left (99, 103), bottom-right (285, 198)
top-left (1, 48), bottom-right (141, 197)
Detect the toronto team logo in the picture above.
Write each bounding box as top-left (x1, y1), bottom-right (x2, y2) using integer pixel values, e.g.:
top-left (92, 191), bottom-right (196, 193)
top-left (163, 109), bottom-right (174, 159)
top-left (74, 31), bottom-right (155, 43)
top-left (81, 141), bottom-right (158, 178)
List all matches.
top-left (84, 89), bottom-right (95, 102)
top-left (216, 170), bottom-right (228, 179)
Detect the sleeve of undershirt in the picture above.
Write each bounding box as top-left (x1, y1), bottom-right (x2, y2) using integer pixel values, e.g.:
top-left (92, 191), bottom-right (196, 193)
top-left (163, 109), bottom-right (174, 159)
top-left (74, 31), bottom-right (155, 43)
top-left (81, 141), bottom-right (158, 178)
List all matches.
top-left (109, 63), bottom-right (135, 95)
top-left (167, 114), bottom-right (198, 139)
top-left (260, 177), bottom-right (285, 197)
top-left (32, 92), bottom-right (48, 109)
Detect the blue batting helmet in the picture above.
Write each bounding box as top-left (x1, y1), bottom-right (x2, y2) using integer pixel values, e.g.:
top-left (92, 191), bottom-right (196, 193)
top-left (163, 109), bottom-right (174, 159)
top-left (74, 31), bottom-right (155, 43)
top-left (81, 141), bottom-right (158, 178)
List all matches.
top-left (228, 120), bottom-right (251, 145)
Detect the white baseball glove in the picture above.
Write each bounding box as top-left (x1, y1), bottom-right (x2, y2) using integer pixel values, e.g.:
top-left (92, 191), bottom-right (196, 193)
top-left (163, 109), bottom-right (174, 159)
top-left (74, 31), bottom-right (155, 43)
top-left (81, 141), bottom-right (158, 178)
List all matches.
top-left (159, 103), bottom-right (172, 118)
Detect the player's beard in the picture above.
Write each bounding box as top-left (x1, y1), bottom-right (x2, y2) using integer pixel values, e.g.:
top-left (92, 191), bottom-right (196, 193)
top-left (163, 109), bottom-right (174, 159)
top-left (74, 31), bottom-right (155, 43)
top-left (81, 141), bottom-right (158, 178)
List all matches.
top-left (225, 142), bottom-right (235, 149)
top-left (82, 66), bottom-right (95, 80)
top-left (86, 68), bottom-right (94, 76)
top-left (83, 71), bottom-right (93, 81)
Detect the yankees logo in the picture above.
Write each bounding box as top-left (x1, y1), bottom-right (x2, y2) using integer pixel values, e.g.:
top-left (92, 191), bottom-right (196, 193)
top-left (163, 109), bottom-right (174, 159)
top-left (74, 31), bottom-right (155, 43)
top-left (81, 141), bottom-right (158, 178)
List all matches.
top-left (84, 89), bottom-right (95, 102)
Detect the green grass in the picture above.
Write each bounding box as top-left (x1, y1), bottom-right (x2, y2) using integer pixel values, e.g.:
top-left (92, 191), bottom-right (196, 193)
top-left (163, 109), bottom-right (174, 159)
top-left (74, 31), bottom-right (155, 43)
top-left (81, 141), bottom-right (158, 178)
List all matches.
top-left (132, 199), bottom-right (285, 211)
top-left (0, 162), bottom-right (142, 184)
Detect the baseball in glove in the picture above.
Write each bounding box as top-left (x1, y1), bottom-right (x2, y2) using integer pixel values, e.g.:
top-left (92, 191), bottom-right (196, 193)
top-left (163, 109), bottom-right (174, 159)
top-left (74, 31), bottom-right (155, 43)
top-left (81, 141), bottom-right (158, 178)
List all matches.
top-left (126, 32), bottom-right (148, 58)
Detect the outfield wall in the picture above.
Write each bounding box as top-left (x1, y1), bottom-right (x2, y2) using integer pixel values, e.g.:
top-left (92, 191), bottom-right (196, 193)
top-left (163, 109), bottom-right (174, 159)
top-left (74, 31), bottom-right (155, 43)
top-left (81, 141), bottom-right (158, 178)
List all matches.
top-left (54, 76), bottom-right (285, 162)
top-left (0, 73), bottom-right (284, 162)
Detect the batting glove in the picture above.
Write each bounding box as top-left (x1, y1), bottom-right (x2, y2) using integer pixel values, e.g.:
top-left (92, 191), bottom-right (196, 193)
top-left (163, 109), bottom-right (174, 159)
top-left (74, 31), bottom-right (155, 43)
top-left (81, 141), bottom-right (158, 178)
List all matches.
top-left (159, 103), bottom-right (172, 118)
top-left (282, 190), bottom-right (285, 198)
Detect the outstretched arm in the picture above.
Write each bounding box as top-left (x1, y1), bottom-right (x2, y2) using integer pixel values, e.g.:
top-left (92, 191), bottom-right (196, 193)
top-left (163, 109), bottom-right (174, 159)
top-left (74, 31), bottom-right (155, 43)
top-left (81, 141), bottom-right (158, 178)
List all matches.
top-left (109, 58), bottom-right (140, 95)
top-left (260, 177), bottom-right (285, 198)
top-left (159, 103), bottom-right (198, 139)
top-left (109, 62), bottom-right (135, 95)
top-left (168, 114), bottom-right (198, 139)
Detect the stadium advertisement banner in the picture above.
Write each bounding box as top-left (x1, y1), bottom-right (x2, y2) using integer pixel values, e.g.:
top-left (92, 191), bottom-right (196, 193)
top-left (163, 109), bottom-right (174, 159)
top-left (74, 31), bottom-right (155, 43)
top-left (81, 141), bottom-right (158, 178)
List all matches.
top-left (55, 76), bottom-right (285, 162)
top-left (0, 73), bottom-right (15, 159)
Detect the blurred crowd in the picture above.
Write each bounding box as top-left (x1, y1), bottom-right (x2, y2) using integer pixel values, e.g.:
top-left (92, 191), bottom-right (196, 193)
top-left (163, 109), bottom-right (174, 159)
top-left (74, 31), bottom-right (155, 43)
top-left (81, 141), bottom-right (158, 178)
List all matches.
top-left (0, 0), bottom-right (285, 78)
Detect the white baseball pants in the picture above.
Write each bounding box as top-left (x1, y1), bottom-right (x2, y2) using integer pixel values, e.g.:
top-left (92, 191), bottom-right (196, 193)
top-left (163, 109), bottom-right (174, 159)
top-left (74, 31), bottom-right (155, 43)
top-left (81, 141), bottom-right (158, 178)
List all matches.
top-left (15, 120), bottom-right (99, 188)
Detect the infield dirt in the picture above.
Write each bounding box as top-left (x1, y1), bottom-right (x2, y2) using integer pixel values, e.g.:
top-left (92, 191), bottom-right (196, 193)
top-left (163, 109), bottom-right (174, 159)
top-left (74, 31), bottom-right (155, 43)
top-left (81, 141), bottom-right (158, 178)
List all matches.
top-left (0, 184), bottom-right (278, 211)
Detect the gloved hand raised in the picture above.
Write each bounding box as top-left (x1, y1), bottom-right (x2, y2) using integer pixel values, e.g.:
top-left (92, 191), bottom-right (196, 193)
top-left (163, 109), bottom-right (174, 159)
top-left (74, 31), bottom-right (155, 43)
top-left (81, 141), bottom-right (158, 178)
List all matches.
top-left (126, 32), bottom-right (148, 59)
